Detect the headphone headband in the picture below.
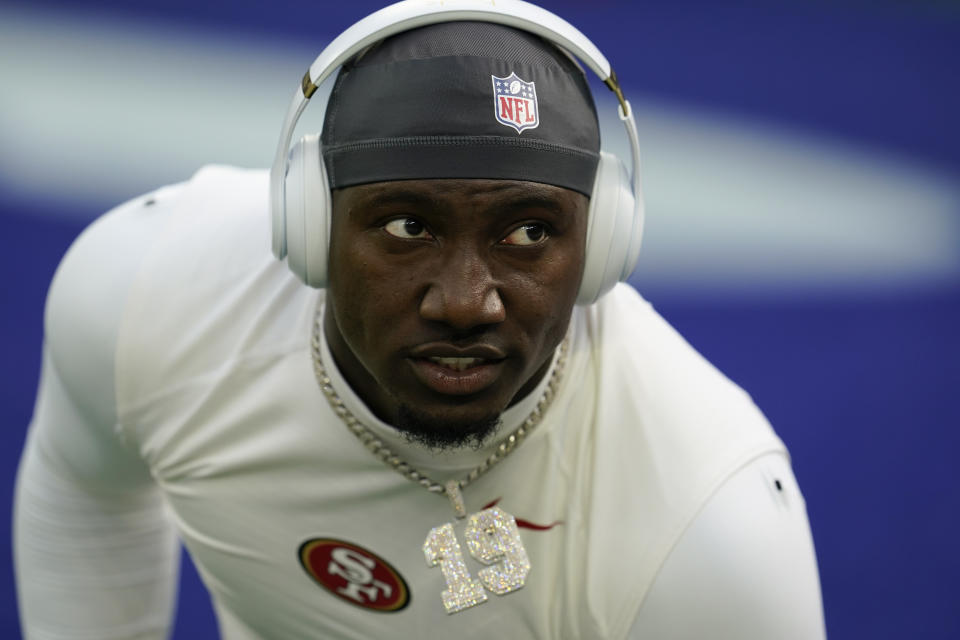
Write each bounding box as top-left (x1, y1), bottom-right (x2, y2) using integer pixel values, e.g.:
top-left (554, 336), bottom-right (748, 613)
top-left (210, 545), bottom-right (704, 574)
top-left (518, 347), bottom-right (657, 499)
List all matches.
top-left (308, 1), bottom-right (613, 86)
top-left (270, 0), bottom-right (638, 260)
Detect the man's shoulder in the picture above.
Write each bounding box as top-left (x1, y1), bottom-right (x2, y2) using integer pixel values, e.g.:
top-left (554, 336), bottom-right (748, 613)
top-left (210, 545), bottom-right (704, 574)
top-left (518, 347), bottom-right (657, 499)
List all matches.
top-left (569, 285), bottom-right (789, 636)
top-left (46, 165), bottom-right (270, 344)
top-left (107, 167), bottom-right (310, 416)
top-left (112, 165), bottom-right (273, 294)
top-left (43, 176), bottom-right (189, 421)
top-left (74, 164), bottom-right (269, 270)
top-left (590, 284), bottom-right (752, 395)
top-left (588, 283), bottom-right (778, 448)
top-left (44, 166), bottom-right (277, 416)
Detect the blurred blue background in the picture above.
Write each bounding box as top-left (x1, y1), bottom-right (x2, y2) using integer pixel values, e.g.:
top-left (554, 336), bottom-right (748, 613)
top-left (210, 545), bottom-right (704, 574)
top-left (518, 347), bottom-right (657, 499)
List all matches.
top-left (2, 0), bottom-right (958, 637)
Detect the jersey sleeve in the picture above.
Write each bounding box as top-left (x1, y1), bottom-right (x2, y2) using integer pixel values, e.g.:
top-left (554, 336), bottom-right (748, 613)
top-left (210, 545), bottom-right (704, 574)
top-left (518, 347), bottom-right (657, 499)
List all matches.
top-left (14, 186), bottom-right (186, 639)
top-left (626, 452), bottom-right (826, 639)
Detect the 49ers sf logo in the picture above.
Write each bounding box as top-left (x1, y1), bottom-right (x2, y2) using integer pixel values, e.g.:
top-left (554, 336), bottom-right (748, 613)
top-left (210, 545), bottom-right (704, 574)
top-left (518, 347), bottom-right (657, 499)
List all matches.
top-left (299, 538), bottom-right (409, 612)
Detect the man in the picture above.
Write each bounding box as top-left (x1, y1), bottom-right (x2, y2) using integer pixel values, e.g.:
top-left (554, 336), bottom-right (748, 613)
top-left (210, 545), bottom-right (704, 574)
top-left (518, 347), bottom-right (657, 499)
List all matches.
top-left (14, 2), bottom-right (825, 638)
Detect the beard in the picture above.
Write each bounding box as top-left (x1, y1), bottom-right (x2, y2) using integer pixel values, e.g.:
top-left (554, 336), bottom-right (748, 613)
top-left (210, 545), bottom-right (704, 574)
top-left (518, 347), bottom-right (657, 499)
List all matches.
top-left (395, 404), bottom-right (502, 450)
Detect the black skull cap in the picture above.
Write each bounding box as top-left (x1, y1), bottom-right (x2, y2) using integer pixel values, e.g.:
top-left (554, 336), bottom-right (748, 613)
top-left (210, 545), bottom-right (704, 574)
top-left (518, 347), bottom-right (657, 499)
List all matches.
top-left (320, 21), bottom-right (601, 196)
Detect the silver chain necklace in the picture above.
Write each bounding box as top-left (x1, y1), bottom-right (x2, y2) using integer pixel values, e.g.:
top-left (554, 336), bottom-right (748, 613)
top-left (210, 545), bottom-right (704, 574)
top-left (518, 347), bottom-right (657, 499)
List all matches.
top-left (310, 303), bottom-right (569, 519)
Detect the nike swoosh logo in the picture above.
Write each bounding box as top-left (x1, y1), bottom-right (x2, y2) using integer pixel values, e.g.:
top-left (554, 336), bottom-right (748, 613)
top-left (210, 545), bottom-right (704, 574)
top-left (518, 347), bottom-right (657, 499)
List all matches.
top-left (482, 498), bottom-right (563, 531)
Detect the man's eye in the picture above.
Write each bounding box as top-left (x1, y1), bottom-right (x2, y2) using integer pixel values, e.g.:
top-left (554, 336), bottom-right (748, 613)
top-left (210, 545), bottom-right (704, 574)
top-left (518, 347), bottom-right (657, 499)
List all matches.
top-left (501, 224), bottom-right (548, 246)
top-left (383, 218), bottom-right (432, 239)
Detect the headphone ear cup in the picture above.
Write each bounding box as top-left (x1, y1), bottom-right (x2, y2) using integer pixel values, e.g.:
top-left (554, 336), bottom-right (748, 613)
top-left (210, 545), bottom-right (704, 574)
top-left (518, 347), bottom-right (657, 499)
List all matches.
top-left (284, 133), bottom-right (331, 288)
top-left (576, 151), bottom-right (640, 305)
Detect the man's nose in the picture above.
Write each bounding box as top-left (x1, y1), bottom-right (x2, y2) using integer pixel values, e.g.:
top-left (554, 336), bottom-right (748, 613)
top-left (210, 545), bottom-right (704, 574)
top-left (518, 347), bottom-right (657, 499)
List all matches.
top-left (419, 249), bottom-right (505, 330)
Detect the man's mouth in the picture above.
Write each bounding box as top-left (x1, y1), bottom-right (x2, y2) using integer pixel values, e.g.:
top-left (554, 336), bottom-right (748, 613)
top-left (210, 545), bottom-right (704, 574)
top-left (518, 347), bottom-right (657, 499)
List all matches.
top-left (427, 356), bottom-right (484, 371)
top-left (407, 345), bottom-right (507, 396)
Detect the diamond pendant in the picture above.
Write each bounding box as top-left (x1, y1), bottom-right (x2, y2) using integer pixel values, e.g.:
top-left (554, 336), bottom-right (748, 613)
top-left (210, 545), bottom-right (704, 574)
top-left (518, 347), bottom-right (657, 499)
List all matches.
top-left (423, 499), bottom-right (532, 613)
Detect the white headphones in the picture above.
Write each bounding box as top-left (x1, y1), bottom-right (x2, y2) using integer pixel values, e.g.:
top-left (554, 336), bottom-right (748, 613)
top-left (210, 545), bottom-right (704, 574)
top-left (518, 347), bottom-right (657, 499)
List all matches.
top-left (270, 0), bottom-right (644, 305)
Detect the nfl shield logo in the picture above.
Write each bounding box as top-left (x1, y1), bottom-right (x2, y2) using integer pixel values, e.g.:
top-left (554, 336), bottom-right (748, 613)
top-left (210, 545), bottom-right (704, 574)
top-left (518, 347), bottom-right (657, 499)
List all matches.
top-left (492, 73), bottom-right (539, 134)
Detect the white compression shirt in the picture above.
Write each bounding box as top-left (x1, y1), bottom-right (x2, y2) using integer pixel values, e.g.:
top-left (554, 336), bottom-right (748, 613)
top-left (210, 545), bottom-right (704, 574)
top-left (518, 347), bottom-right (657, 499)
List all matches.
top-left (15, 167), bottom-right (826, 639)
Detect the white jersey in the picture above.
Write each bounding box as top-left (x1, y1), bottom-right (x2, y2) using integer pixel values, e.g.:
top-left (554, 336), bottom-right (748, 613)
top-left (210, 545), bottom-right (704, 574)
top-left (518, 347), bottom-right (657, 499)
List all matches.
top-left (15, 166), bottom-right (825, 639)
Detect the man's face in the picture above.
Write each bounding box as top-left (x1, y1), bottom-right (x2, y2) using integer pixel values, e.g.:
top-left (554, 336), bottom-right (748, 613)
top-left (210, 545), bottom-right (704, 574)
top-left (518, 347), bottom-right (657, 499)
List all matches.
top-left (324, 178), bottom-right (588, 448)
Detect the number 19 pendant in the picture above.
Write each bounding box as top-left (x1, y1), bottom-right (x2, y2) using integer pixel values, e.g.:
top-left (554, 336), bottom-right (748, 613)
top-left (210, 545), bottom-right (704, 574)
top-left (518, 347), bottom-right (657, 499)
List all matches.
top-left (423, 482), bottom-right (531, 614)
